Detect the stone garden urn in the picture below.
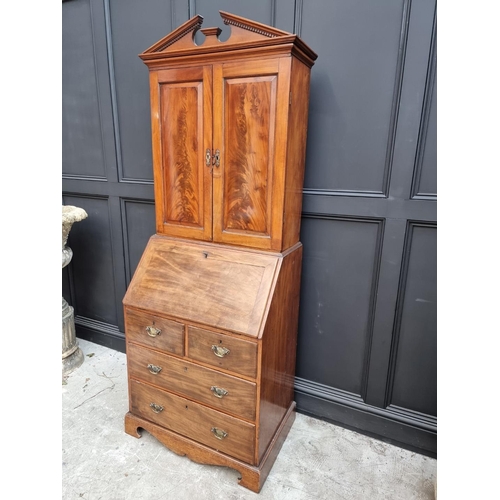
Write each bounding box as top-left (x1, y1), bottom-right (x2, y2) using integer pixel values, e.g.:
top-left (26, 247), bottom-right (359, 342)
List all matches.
top-left (62, 205), bottom-right (88, 376)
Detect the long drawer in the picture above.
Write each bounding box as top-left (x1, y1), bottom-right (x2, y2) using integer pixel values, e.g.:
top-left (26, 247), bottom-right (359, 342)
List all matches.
top-left (129, 379), bottom-right (256, 464)
top-left (188, 326), bottom-right (258, 378)
top-left (127, 343), bottom-right (257, 420)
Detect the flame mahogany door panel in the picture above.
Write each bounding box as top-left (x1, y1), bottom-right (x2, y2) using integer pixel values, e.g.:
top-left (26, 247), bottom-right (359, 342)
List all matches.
top-left (212, 59), bottom-right (290, 250)
top-left (151, 66), bottom-right (213, 241)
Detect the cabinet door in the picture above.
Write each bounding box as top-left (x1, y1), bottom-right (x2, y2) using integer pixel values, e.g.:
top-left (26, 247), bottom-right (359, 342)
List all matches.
top-left (151, 66), bottom-right (213, 241)
top-left (212, 59), bottom-right (289, 250)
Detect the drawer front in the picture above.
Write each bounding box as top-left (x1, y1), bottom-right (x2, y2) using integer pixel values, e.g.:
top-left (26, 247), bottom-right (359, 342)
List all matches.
top-left (125, 308), bottom-right (184, 356)
top-left (188, 327), bottom-right (258, 378)
top-left (130, 379), bottom-right (256, 464)
top-left (128, 343), bottom-right (257, 420)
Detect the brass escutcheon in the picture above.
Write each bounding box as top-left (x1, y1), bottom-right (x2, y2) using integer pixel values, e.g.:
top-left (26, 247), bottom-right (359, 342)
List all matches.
top-left (211, 427), bottom-right (228, 440)
top-left (213, 149), bottom-right (220, 167)
top-left (147, 363), bottom-right (162, 375)
top-left (210, 386), bottom-right (229, 398)
top-left (150, 402), bottom-right (163, 414)
top-left (146, 326), bottom-right (161, 337)
top-left (211, 345), bottom-right (230, 358)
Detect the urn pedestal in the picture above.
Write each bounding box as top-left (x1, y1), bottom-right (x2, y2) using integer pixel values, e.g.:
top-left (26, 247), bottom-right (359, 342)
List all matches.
top-left (62, 206), bottom-right (88, 376)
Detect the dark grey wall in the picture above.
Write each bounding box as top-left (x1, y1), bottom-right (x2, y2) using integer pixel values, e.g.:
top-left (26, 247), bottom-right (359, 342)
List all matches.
top-left (63, 0), bottom-right (437, 456)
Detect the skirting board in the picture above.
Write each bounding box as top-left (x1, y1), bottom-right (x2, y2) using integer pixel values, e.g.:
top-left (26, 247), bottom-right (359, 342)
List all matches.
top-left (75, 316), bottom-right (126, 353)
top-left (294, 381), bottom-right (436, 458)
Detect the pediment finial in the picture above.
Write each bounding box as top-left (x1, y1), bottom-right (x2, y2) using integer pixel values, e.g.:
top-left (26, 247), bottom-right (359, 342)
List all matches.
top-left (139, 11), bottom-right (317, 67)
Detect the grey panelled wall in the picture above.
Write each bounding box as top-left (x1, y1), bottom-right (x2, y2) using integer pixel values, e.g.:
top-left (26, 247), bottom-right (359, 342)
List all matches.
top-left (62, 0), bottom-right (437, 456)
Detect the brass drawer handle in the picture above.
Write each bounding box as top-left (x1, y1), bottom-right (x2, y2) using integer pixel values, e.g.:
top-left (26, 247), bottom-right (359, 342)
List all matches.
top-left (211, 427), bottom-right (228, 440)
top-left (150, 402), bottom-right (164, 414)
top-left (147, 363), bottom-right (162, 375)
top-left (211, 345), bottom-right (230, 358)
top-left (210, 386), bottom-right (229, 398)
top-left (146, 326), bottom-right (161, 337)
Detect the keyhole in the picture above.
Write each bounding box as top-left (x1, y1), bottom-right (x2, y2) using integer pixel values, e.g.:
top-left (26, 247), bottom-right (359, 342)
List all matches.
top-left (203, 252), bottom-right (208, 258)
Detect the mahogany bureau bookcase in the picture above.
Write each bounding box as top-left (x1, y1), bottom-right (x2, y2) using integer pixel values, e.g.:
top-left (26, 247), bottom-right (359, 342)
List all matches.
top-left (123, 11), bottom-right (317, 493)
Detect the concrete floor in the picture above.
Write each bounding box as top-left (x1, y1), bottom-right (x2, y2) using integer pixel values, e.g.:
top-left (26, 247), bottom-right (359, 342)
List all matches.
top-left (62, 339), bottom-right (437, 499)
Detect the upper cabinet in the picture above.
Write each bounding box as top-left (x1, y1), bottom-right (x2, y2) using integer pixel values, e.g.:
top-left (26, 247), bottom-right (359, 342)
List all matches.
top-left (140, 11), bottom-right (317, 251)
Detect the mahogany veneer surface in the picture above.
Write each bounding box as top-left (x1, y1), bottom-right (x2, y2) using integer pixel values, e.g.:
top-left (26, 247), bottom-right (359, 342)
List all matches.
top-left (127, 342), bottom-right (257, 420)
top-left (124, 237), bottom-right (302, 490)
top-left (143, 12), bottom-right (316, 252)
top-left (124, 10), bottom-right (315, 494)
top-left (123, 235), bottom-right (278, 338)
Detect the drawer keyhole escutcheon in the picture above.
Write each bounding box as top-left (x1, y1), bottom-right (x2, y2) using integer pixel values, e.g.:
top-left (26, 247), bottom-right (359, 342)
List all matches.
top-left (147, 364), bottom-right (162, 375)
top-left (211, 427), bottom-right (228, 440)
top-left (211, 345), bottom-right (230, 358)
top-left (210, 386), bottom-right (229, 398)
top-left (150, 402), bottom-right (163, 414)
top-left (146, 326), bottom-right (161, 337)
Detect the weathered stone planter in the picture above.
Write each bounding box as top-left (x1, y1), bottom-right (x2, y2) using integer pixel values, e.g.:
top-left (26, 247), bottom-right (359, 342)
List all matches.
top-left (62, 205), bottom-right (88, 376)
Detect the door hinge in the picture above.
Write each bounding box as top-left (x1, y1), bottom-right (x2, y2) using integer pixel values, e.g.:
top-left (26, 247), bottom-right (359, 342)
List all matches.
top-left (289, 92), bottom-right (292, 106)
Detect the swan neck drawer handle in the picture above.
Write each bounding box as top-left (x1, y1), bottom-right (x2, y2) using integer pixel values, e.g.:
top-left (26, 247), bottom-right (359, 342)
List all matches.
top-left (147, 364), bottom-right (162, 375)
top-left (211, 427), bottom-right (228, 440)
top-left (210, 386), bottom-right (228, 398)
top-left (211, 345), bottom-right (230, 358)
top-left (146, 326), bottom-right (161, 337)
top-left (150, 403), bottom-right (163, 414)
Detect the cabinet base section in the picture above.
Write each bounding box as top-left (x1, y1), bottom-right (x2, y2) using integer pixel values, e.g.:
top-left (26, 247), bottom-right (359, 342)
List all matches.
top-left (124, 402), bottom-right (296, 493)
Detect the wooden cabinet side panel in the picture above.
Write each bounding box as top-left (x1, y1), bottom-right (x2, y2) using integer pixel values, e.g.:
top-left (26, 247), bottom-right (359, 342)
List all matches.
top-left (282, 59), bottom-right (311, 250)
top-left (257, 244), bottom-right (303, 462)
top-left (149, 71), bottom-right (164, 234)
top-left (123, 236), bottom-right (156, 306)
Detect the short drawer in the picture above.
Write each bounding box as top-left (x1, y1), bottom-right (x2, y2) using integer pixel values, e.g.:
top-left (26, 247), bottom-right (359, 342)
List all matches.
top-left (129, 379), bottom-right (256, 464)
top-left (188, 327), bottom-right (258, 379)
top-left (127, 343), bottom-right (257, 420)
top-left (125, 308), bottom-right (184, 356)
